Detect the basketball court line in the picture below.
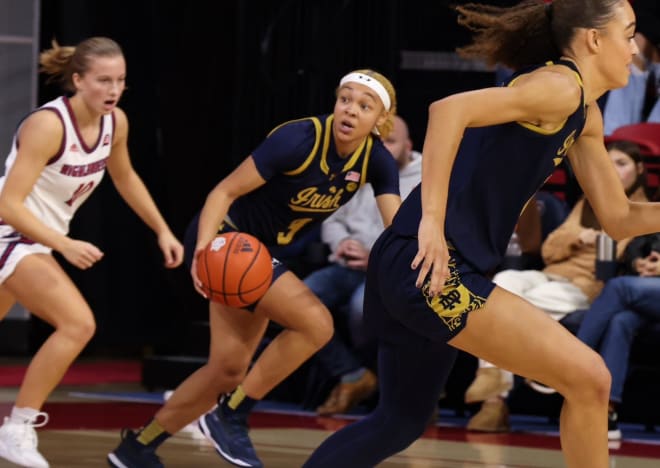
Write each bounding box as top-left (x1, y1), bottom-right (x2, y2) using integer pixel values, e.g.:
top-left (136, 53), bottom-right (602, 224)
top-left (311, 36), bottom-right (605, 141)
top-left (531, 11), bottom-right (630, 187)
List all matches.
top-left (2, 427), bottom-right (658, 468)
top-left (63, 390), bottom-right (660, 461)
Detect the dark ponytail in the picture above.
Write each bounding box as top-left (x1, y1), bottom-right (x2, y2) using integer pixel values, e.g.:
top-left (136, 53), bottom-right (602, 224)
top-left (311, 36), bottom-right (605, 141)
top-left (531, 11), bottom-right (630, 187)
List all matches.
top-left (456, 0), bottom-right (622, 70)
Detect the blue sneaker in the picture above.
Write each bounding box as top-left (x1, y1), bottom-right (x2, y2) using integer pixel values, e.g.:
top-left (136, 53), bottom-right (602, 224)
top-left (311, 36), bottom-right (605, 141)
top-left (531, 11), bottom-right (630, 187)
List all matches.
top-left (107, 429), bottom-right (164, 468)
top-left (198, 403), bottom-right (263, 467)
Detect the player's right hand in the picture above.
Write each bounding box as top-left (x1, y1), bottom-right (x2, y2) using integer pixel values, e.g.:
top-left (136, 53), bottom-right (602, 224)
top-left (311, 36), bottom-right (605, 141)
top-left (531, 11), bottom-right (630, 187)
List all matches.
top-left (411, 214), bottom-right (449, 296)
top-left (61, 239), bottom-right (104, 270)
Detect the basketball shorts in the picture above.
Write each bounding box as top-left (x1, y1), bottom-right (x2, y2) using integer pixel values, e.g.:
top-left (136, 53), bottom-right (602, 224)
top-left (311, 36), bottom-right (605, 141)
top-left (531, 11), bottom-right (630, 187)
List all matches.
top-left (183, 213), bottom-right (288, 310)
top-left (364, 227), bottom-right (496, 345)
top-left (0, 234), bottom-right (51, 284)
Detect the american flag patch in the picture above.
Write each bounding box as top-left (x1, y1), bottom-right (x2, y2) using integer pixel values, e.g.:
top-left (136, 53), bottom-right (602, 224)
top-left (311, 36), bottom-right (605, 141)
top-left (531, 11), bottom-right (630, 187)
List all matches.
top-left (345, 171), bottom-right (360, 182)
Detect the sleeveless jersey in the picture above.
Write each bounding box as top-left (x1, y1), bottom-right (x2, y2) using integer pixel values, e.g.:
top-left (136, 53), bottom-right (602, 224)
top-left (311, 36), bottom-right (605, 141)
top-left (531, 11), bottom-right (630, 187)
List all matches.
top-left (391, 60), bottom-right (587, 273)
top-left (0, 96), bottom-right (114, 237)
top-left (228, 114), bottom-right (399, 259)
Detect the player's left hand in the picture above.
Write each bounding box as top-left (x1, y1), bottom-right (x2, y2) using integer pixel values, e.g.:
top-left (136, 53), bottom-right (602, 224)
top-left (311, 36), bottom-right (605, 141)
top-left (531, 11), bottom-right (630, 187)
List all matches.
top-left (158, 230), bottom-right (184, 268)
top-left (412, 214), bottom-right (449, 296)
top-left (190, 248), bottom-right (208, 298)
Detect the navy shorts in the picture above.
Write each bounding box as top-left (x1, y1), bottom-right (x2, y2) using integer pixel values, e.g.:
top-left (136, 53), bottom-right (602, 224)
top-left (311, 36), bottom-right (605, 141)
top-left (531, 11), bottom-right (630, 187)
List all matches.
top-left (364, 227), bottom-right (496, 345)
top-left (183, 212), bottom-right (288, 310)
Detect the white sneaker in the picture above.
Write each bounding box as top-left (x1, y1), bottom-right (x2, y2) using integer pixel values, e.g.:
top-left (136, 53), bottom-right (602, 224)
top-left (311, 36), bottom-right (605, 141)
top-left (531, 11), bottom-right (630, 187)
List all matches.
top-left (163, 390), bottom-right (206, 441)
top-left (525, 379), bottom-right (557, 395)
top-left (0, 412), bottom-right (50, 468)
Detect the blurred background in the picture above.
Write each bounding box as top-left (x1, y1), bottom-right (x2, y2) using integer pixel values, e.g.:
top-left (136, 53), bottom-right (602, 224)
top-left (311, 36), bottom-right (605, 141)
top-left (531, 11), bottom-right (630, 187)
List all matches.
top-left (0, 0), bottom-right (518, 357)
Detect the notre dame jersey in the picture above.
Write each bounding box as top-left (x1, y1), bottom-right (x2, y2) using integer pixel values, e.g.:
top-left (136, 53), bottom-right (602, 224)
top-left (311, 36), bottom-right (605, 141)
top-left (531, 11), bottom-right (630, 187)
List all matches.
top-left (392, 59), bottom-right (587, 273)
top-left (228, 114), bottom-right (399, 258)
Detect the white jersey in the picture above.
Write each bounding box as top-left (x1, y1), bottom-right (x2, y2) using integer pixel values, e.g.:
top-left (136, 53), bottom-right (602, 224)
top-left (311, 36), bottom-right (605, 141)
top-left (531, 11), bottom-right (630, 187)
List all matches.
top-left (0, 96), bottom-right (114, 237)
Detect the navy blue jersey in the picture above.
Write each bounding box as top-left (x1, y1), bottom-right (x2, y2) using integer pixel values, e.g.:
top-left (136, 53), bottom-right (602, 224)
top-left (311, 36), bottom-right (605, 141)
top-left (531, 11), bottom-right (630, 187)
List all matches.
top-left (391, 60), bottom-right (587, 273)
top-left (228, 114), bottom-right (399, 258)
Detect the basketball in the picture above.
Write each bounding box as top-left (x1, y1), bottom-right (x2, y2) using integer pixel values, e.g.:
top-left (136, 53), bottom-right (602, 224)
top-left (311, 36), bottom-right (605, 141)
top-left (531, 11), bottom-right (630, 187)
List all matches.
top-left (196, 232), bottom-right (273, 307)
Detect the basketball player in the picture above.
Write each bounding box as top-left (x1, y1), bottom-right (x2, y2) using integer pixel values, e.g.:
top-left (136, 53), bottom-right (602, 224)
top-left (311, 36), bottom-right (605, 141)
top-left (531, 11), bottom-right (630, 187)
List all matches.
top-left (303, 2), bottom-right (660, 468)
top-left (108, 69), bottom-right (401, 467)
top-left (0, 37), bottom-right (183, 468)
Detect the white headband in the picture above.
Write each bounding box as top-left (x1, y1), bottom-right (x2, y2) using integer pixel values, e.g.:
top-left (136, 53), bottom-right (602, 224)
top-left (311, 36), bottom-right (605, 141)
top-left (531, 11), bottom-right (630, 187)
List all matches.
top-left (339, 72), bottom-right (391, 111)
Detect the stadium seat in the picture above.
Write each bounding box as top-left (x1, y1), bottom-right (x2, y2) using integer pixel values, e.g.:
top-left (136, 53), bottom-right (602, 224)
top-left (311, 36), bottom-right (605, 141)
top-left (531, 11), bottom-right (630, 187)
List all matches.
top-left (606, 123), bottom-right (660, 155)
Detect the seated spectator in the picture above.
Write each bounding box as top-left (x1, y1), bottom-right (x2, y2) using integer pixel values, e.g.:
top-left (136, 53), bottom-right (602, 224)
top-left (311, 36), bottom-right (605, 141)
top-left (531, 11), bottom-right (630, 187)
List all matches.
top-left (306, 116), bottom-right (422, 415)
top-left (499, 196), bottom-right (543, 271)
top-left (577, 232), bottom-right (660, 441)
top-left (602, 0), bottom-right (660, 135)
top-left (464, 140), bottom-right (651, 432)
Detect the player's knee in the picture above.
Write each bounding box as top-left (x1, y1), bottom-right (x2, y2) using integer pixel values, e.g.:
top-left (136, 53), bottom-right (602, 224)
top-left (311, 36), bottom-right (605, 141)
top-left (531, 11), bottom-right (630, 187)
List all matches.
top-left (206, 357), bottom-right (249, 388)
top-left (59, 315), bottom-right (96, 345)
top-left (308, 304), bottom-right (334, 348)
top-left (589, 357), bottom-right (612, 404)
top-left (566, 352), bottom-right (611, 405)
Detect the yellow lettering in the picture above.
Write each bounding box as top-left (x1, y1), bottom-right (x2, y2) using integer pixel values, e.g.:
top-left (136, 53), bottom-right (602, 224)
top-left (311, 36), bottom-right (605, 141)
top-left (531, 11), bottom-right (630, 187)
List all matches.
top-left (290, 187), bottom-right (317, 205)
top-left (289, 186), bottom-right (345, 213)
top-left (277, 218), bottom-right (313, 245)
top-left (556, 130), bottom-right (577, 157)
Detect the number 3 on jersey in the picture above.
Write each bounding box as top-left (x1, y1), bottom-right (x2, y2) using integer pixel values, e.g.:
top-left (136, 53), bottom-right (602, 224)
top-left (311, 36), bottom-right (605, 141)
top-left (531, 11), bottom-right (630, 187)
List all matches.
top-left (277, 218), bottom-right (313, 245)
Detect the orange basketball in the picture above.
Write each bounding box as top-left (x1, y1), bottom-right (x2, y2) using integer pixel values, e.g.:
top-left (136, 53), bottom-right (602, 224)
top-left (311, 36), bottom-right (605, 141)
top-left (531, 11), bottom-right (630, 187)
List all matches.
top-left (196, 232), bottom-right (273, 307)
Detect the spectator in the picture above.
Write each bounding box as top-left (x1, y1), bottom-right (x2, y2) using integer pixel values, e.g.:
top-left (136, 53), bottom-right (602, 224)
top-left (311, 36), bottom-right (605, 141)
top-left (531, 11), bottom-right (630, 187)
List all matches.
top-left (577, 231), bottom-right (660, 441)
top-left (465, 140), bottom-right (650, 432)
top-left (602, 0), bottom-right (660, 135)
top-left (500, 195), bottom-right (543, 271)
top-left (309, 115), bottom-right (422, 416)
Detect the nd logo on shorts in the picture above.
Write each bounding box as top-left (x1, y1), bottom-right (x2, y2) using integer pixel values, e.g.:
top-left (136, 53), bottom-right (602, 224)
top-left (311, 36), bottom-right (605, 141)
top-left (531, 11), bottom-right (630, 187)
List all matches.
top-left (422, 258), bottom-right (486, 332)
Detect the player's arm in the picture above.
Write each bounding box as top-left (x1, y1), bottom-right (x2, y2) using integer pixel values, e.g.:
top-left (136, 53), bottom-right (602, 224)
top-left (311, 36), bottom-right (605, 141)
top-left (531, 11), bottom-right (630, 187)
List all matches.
top-left (375, 193), bottom-right (401, 227)
top-left (196, 156), bottom-right (266, 254)
top-left (414, 70), bottom-right (580, 294)
top-left (188, 156), bottom-right (266, 295)
top-left (196, 120), bottom-right (312, 253)
top-left (106, 108), bottom-right (183, 267)
top-left (0, 112), bottom-right (69, 249)
top-left (568, 104), bottom-right (660, 239)
top-left (0, 111), bottom-right (103, 269)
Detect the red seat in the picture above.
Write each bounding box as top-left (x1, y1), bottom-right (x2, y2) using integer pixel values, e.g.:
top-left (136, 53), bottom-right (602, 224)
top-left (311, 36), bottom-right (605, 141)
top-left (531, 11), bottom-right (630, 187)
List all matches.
top-left (541, 165), bottom-right (568, 201)
top-left (546, 168), bottom-right (566, 185)
top-left (606, 123), bottom-right (660, 155)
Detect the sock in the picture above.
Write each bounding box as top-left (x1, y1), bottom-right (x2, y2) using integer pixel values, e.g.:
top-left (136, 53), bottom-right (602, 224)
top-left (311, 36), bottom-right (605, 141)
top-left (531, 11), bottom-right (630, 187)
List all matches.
top-left (225, 385), bottom-right (258, 414)
top-left (340, 367), bottom-right (366, 384)
top-left (136, 419), bottom-right (171, 448)
top-left (10, 406), bottom-right (39, 423)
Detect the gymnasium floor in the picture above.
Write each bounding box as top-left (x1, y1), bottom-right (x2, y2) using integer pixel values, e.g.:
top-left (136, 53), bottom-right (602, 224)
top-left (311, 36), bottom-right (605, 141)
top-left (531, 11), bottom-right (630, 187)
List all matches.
top-left (1, 363), bottom-right (660, 467)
